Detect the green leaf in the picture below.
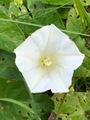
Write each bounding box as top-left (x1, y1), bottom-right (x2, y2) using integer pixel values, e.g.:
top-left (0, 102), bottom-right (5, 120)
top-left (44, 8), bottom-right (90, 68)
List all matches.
top-left (81, 0), bottom-right (90, 5)
top-left (8, 2), bottom-right (39, 37)
top-left (52, 92), bottom-right (90, 120)
top-left (32, 9), bottom-right (65, 29)
top-left (0, 79), bottom-right (54, 120)
top-left (74, 37), bottom-right (90, 56)
top-left (66, 8), bottom-right (82, 39)
top-left (14, 0), bottom-right (23, 5)
top-left (0, 10), bottom-right (25, 52)
top-left (41, 0), bottom-right (73, 5)
top-left (28, 0), bottom-right (65, 29)
top-left (58, 8), bottom-right (69, 19)
top-left (74, 66), bottom-right (90, 78)
top-left (0, 49), bottom-right (23, 80)
top-left (0, 5), bottom-right (8, 14)
top-left (8, 2), bottom-right (27, 18)
top-left (74, 36), bottom-right (90, 68)
top-left (73, 36), bottom-right (90, 77)
top-left (0, 0), bottom-right (12, 8)
top-left (33, 94), bottom-right (54, 120)
top-left (74, 0), bottom-right (90, 29)
top-left (74, 0), bottom-right (86, 31)
top-left (27, 0), bottom-right (48, 11)
top-left (0, 79), bottom-right (35, 120)
top-left (16, 0), bottom-right (65, 37)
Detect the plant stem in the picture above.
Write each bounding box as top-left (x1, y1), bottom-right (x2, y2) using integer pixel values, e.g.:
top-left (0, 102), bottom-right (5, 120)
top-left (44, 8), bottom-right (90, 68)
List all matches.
top-left (0, 18), bottom-right (90, 37)
top-left (0, 18), bottom-right (43, 27)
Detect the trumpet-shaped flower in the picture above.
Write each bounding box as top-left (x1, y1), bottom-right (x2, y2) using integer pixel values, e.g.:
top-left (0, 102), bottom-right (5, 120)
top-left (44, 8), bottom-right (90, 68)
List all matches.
top-left (14, 24), bottom-right (84, 93)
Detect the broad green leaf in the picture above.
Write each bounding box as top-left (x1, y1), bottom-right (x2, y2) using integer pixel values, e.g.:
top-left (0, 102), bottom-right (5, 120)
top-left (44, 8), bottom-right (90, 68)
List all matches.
top-left (0, 79), bottom-right (35, 120)
top-left (0, 79), bottom-right (28, 100)
top-left (0, 0), bottom-right (12, 8)
top-left (17, 16), bottom-right (39, 37)
top-left (74, 66), bottom-right (90, 78)
top-left (27, 0), bottom-right (48, 11)
top-left (73, 36), bottom-right (90, 77)
top-left (33, 94), bottom-right (54, 120)
top-left (66, 8), bottom-right (82, 39)
top-left (28, 0), bottom-right (65, 29)
top-left (0, 10), bottom-right (25, 52)
top-left (32, 9), bottom-right (65, 29)
top-left (74, 36), bottom-right (90, 69)
top-left (0, 49), bottom-right (23, 80)
top-left (0, 79), bottom-right (54, 120)
top-left (17, 0), bottom-right (65, 37)
top-left (74, 37), bottom-right (90, 56)
top-left (27, 0), bottom-right (59, 12)
top-left (52, 92), bottom-right (90, 120)
top-left (41, 0), bottom-right (73, 5)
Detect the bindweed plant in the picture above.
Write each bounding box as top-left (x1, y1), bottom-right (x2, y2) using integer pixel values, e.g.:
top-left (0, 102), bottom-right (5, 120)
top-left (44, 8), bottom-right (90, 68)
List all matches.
top-left (0, 0), bottom-right (90, 120)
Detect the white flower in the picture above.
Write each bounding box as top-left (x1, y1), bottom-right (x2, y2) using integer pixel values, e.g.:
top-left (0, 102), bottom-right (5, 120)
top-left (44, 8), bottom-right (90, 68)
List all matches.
top-left (14, 24), bottom-right (84, 93)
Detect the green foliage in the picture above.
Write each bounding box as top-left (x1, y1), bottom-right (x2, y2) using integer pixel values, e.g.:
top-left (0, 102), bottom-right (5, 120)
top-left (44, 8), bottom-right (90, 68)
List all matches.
top-left (75, 0), bottom-right (90, 29)
top-left (0, 0), bottom-right (12, 8)
top-left (0, 0), bottom-right (90, 119)
top-left (66, 8), bottom-right (82, 39)
top-left (0, 79), bottom-right (34, 120)
top-left (42, 0), bottom-right (73, 5)
top-left (0, 49), bottom-right (23, 80)
top-left (14, 0), bottom-right (23, 5)
top-left (52, 92), bottom-right (90, 120)
top-left (0, 10), bottom-right (25, 52)
top-left (0, 79), bottom-right (54, 120)
top-left (74, 37), bottom-right (90, 78)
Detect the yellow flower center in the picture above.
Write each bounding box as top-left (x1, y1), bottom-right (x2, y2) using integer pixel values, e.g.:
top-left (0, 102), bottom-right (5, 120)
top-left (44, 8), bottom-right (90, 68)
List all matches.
top-left (42, 57), bottom-right (52, 67)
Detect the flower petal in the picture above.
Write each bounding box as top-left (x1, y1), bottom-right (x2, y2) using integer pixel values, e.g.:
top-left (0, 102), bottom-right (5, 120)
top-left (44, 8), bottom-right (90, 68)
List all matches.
top-left (43, 24), bottom-right (71, 52)
top-left (49, 68), bottom-right (73, 93)
top-left (31, 75), bottom-right (50, 93)
top-left (31, 25), bottom-right (51, 52)
top-left (14, 36), bottom-right (41, 60)
top-left (59, 68), bottom-right (73, 87)
top-left (15, 55), bottom-right (38, 72)
top-left (22, 67), bottom-right (48, 92)
top-left (43, 24), bottom-right (84, 56)
top-left (56, 38), bottom-right (84, 55)
top-left (58, 55), bottom-right (84, 70)
top-left (23, 67), bottom-right (43, 90)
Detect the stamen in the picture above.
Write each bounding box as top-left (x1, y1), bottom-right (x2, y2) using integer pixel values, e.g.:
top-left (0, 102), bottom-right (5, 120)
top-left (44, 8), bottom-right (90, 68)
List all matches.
top-left (42, 57), bottom-right (52, 66)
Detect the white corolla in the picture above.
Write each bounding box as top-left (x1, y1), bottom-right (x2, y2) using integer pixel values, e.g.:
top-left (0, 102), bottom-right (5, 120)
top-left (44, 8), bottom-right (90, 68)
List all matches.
top-left (14, 24), bottom-right (84, 93)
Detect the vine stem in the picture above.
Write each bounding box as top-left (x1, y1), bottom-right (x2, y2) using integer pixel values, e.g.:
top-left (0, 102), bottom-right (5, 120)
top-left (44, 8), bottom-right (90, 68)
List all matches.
top-left (56, 93), bottom-right (67, 120)
top-left (0, 18), bottom-right (90, 37)
top-left (0, 18), bottom-right (43, 28)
